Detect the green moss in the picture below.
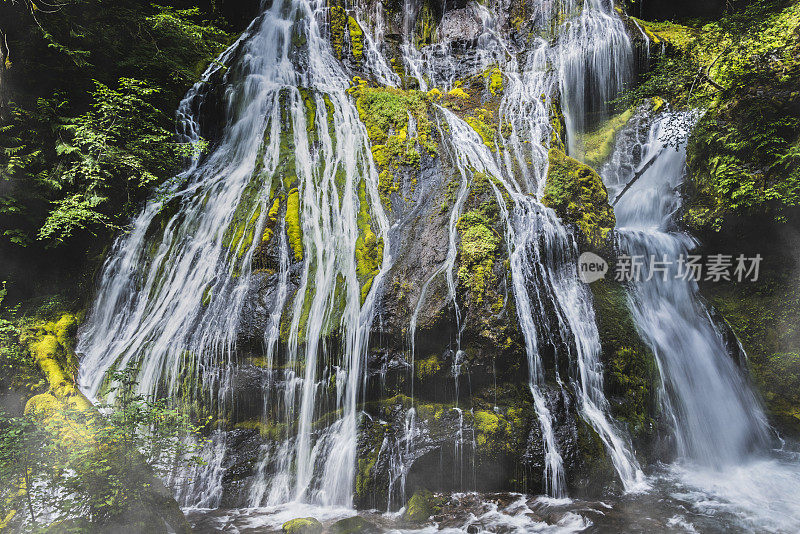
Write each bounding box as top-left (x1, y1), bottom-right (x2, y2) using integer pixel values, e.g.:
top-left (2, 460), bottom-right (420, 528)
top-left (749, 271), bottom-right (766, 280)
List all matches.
top-left (572, 416), bottom-right (616, 493)
top-left (330, 6), bottom-right (347, 60)
top-left (579, 107), bottom-right (634, 168)
top-left (415, 354), bottom-right (441, 379)
top-left (282, 517), bottom-right (323, 534)
top-left (590, 279), bottom-right (659, 437)
top-left (355, 180), bottom-right (384, 303)
top-left (355, 419), bottom-right (386, 504)
top-left (542, 148), bottom-right (615, 251)
top-left (286, 188), bottom-right (303, 261)
top-left (703, 264), bottom-right (800, 437)
top-left (350, 83), bottom-right (436, 207)
top-left (465, 109), bottom-right (497, 150)
top-left (487, 66), bottom-right (503, 96)
top-left (201, 283), bottom-right (213, 307)
top-left (447, 87), bottom-right (469, 99)
top-left (469, 406), bottom-right (527, 457)
top-left (234, 419), bottom-right (285, 440)
top-left (402, 490), bottom-right (435, 523)
top-left (633, 19), bottom-right (698, 52)
top-left (457, 200), bottom-right (501, 305)
top-left (298, 88), bottom-right (316, 134)
top-left (348, 16), bottom-right (363, 62)
top-left (23, 314), bottom-right (88, 412)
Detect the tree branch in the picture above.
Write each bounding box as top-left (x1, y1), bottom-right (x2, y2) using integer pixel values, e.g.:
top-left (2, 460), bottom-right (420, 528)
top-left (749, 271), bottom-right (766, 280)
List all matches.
top-left (612, 147), bottom-right (666, 206)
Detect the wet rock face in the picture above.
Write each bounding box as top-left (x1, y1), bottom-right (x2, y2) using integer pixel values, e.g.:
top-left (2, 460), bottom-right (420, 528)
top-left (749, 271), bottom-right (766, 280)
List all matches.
top-left (439, 6), bottom-right (486, 44)
top-left (210, 0), bottom-right (668, 508)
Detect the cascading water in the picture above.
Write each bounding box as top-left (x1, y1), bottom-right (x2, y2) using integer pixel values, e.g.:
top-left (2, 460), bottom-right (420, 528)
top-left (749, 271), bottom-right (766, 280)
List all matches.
top-left (78, 0), bottom-right (392, 509)
top-left (604, 110), bottom-right (770, 466)
top-left (557, 0), bottom-right (633, 158)
top-left (601, 109), bottom-right (800, 531)
top-left (70, 0), bottom-right (800, 530)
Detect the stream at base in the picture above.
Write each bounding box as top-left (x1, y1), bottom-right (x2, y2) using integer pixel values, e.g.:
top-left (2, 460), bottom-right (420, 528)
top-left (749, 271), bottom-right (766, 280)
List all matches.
top-left (187, 449), bottom-right (800, 533)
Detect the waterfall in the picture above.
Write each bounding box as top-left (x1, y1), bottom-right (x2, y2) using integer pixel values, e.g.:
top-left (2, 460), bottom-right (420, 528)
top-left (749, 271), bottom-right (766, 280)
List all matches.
top-left (78, 0), bottom-right (642, 512)
top-left (78, 0), bottom-right (392, 508)
top-left (604, 111), bottom-right (771, 466)
top-left (558, 0), bottom-right (633, 158)
top-left (598, 108), bottom-right (800, 531)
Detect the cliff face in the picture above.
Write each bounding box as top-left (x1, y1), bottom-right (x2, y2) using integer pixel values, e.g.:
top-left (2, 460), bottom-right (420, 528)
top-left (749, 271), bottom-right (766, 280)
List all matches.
top-left (208, 0), bottom-right (667, 507)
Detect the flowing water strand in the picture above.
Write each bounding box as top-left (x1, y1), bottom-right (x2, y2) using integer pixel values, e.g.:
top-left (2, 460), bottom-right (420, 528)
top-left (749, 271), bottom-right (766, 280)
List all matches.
top-left (557, 0), bottom-right (633, 158)
top-left (492, 29), bottom-right (644, 492)
top-left (350, 0), bottom-right (401, 86)
top-left (434, 102), bottom-right (571, 496)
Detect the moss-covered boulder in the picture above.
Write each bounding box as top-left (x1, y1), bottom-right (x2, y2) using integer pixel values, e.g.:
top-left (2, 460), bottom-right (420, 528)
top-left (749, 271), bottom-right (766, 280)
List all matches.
top-left (543, 148), bottom-right (616, 251)
top-left (402, 489), bottom-right (436, 523)
top-left (281, 517), bottom-right (322, 534)
top-left (282, 517), bottom-right (323, 534)
top-left (330, 515), bottom-right (380, 534)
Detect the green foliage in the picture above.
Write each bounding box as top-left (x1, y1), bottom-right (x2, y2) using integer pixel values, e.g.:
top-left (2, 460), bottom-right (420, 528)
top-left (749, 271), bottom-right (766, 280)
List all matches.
top-left (0, 0), bottom-right (231, 299)
top-left (627, 1), bottom-right (800, 231)
top-left (0, 364), bottom-right (204, 530)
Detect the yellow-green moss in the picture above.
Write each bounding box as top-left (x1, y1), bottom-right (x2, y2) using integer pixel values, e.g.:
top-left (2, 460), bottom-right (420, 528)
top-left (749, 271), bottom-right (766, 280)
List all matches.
top-left (26, 315), bottom-right (90, 413)
top-left (471, 409), bottom-right (515, 455)
top-left (465, 109), bottom-right (497, 150)
top-left (355, 181), bottom-right (384, 303)
top-left (299, 88), bottom-right (316, 134)
top-left (350, 83), bottom-right (436, 208)
top-left (632, 18), bottom-right (698, 52)
top-left (457, 200), bottom-right (501, 304)
top-left (579, 107), bottom-right (634, 168)
top-left (237, 205), bottom-right (262, 259)
top-left (447, 87), bottom-right (469, 99)
top-left (348, 16), bottom-right (363, 62)
top-left (286, 188), bottom-right (303, 261)
top-left (330, 6), bottom-right (347, 60)
top-left (487, 67), bottom-right (503, 96)
top-left (282, 517), bottom-right (323, 534)
top-left (542, 148), bottom-right (615, 250)
top-left (260, 196), bottom-right (281, 245)
top-left (234, 419), bottom-right (285, 440)
top-left (415, 354), bottom-right (441, 379)
top-left (402, 490), bottom-right (435, 523)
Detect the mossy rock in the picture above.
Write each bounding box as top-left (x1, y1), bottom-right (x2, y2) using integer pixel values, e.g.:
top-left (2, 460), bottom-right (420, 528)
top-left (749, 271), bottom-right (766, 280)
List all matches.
top-left (590, 279), bottom-right (659, 442)
top-left (282, 517), bottom-right (323, 534)
top-left (542, 148), bottom-right (615, 251)
top-left (579, 107), bottom-right (634, 168)
top-left (402, 489), bottom-right (435, 523)
top-left (330, 515), bottom-right (380, 534)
